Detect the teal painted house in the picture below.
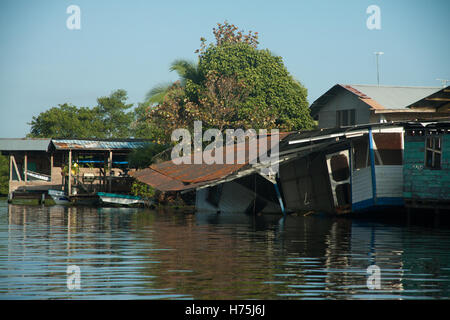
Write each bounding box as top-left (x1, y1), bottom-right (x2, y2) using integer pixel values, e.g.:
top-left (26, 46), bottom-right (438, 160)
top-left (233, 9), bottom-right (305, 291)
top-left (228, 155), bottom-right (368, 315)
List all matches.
top-left (403, 122), bottom-right (450, 209)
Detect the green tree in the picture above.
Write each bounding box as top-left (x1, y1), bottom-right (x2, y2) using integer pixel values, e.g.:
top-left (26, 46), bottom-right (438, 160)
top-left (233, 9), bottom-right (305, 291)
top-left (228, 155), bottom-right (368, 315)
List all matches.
top-left (128, 143), bottom-right (168, 169)
top-left (197, 23), bottom-right (314, 130)
top-left (146, 60), bottom-right (204, 105)
top-left (28, 89), bottom-right (134, 139)
top-left (142, 22), bottom-right (314, 142)
top-left (28, 103), bottom-right (104, 138)
top-left (96, 89), bottom-right (134, 138)
top-left (0, 155), bottom-right (9, 195)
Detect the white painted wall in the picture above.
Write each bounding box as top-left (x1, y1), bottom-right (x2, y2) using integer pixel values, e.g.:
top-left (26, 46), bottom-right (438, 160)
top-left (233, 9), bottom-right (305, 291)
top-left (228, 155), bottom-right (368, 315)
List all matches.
top-left (351, 167), bottom-right (373, 204)
top-left (375, 165), bottom-right (403, 198)
top-left (351, 165), bottom-right (403, 205)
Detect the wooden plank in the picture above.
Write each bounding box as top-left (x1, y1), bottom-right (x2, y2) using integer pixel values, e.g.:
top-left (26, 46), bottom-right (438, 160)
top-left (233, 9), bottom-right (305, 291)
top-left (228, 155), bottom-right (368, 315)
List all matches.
top-left (24, 153), bottom-right (27, 182)
top-left (425, 97), bottom-right (450, 102)
top-left (108, 150), bottom-right (112, 193)
top-left (9, 155), bottom-right (12, 182)
top-left (50, 153), bottom-right (53, 182)
top-left (352, 167), bottom-right (373, 203)
top-left (68, 150), bottom-right (72, 196)
top-left (11, 155), bottom-right (21, 182)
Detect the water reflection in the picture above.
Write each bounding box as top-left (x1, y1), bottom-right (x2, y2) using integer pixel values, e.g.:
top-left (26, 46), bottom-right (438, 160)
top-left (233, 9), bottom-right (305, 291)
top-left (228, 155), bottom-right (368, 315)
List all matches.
top-left (1, 201), bottom-right (449, 299)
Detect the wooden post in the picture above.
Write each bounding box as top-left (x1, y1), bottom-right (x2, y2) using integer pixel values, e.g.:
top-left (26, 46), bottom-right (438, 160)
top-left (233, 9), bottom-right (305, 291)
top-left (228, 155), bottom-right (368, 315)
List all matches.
top-left (8, 155), bottom-right (12, 202)
top-left (24, 152), bottom-right (28, 182)
top-left (68, 150), bottom-right (72, 196)
top-left (11, 155), bottom-right (21, 182)
top-left (50, 153), bottom-right (54, 182)
top-left (103, 154), bottom-right (107, 192)
top-left (9, 155), bottom-right (12, 182)
top-left (108, 150), bottom-right (112, 193)
top-left (368, 128), bottom-right (377, 204)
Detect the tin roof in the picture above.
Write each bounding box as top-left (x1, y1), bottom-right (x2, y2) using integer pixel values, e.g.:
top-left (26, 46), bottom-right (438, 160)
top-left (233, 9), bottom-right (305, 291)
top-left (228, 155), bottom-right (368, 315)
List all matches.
top-left (407, 85), bottom-right (450, 112)
top-left (131, 132), bottom-right (291, 192)
top-left (131, 163), bottom-right (247, 192)
top-left (350, 84), bottom-right (441, 110)
top-left (310, 84), bottom-right (442, 116)
top-left (0, 138), bottom-right (51, 152)
top-left (51, 139), bottom-right (151, 150)
top-left (0, 138), bottom-right (153, 153)
top-left (284, 122), bottom-right (405, 147)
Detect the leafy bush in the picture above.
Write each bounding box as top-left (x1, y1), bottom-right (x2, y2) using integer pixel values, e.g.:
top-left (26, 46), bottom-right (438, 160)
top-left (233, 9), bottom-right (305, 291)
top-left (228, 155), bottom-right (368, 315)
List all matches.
top-left (0, 155), bottom-right (8, 195)
top-left (131, 180), bottom-right (155, 198)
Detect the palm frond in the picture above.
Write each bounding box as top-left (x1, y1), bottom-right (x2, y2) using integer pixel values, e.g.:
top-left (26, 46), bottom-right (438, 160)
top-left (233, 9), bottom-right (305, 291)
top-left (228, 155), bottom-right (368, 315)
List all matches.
top-left (145, 82), bottom-right (172, 104)
top-left (169, 59), bottom-right (203, 84)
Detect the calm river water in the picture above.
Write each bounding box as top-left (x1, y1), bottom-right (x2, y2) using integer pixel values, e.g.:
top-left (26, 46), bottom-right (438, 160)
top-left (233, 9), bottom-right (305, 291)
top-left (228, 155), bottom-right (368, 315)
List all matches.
top-left (0, 200), bottom-right (449, 300)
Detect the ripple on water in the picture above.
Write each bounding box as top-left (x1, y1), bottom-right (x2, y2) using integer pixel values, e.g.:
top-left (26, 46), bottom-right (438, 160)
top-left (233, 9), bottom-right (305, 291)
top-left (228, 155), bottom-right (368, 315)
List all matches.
top-left (1, 202), bottom-right (450, 299)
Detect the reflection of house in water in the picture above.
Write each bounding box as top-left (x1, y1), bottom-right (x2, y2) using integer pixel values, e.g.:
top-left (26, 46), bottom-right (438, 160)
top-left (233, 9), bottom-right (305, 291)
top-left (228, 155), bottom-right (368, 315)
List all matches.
top-left (0, 138), bottom-right (152, 200)
top-left (349, 222), bottom-right (405, 292)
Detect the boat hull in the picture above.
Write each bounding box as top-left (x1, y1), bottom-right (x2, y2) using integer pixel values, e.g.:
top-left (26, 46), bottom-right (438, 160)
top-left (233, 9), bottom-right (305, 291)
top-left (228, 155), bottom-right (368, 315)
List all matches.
top-left (48, 190), bottom-right (70, 205)
top-left (96, 192), bottom-right (146, 207)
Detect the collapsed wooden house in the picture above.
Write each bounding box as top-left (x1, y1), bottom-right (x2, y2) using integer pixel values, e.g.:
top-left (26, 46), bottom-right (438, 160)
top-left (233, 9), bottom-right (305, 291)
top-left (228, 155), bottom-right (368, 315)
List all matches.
top-left (0, 138), bottom-right (151, 201)
top-left (279, 124), bottom-right (404, 214)
top-left (131, 132), bottom-right (291, 215)
top-left (132, 123), bottom-right (410, 215)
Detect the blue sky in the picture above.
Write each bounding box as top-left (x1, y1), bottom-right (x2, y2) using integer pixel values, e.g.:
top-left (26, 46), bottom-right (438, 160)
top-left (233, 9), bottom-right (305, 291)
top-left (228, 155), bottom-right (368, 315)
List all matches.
top-left (0, 0), bottom-right (449, 137)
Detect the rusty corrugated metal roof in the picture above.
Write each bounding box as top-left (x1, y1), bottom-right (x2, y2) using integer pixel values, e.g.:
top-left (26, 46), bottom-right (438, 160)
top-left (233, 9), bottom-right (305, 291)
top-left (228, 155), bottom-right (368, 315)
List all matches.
top-left (341, 85), bottom-right (385, 110)
top-left (131, 132), bottom-right (291, 191)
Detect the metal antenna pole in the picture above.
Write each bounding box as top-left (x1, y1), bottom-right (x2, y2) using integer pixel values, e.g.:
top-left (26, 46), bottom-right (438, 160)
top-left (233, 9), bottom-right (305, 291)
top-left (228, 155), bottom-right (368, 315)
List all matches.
top-left (374, 52), bottom-right (384, 86)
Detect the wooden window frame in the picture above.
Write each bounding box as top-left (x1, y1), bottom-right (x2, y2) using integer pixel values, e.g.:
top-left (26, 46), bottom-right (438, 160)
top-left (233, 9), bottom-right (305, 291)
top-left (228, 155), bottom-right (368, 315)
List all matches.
top-left (425, 135), bottom-right (442, 169)
top-left (336, 109), bottom-right (356, 127)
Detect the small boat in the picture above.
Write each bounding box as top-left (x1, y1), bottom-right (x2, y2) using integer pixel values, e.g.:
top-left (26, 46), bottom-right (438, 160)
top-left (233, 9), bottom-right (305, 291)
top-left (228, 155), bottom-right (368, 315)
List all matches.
top-left (48, 189), bottom-right (71, 205)
top-left (96, 192), bottom-right (147, 207)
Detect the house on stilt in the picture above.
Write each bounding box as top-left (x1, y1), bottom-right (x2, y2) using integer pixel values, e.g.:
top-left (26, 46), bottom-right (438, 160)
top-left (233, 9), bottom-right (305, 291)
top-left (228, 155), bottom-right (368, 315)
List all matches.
top-left (0, 138), bottom-right (152, 202)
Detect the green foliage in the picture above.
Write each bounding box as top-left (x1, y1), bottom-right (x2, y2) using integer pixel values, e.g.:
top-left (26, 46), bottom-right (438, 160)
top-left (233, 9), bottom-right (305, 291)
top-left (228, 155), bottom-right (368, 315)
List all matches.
top-left (131, 180), bottom-right (155, 198)
top-left (0, 155), bottom-right (9, 195)
top-left (198, 42), bottom-right (314, 130)
top-left (28, 103), bottom-right (104, 138)
top-left (132, 102), bottom-right (166, 140)
top-left (146, 59), bottom-right (204, 105)
top-left (145, 83), bottom-right (173, 105)
top-left (128, 143), bottom-right (168, 169)
top-left (28, 89), bottom-right (134, 139)
top-left (143, 22), bottom-right (314, 141)
top-left (96, 89), bottom-right (134, 138)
